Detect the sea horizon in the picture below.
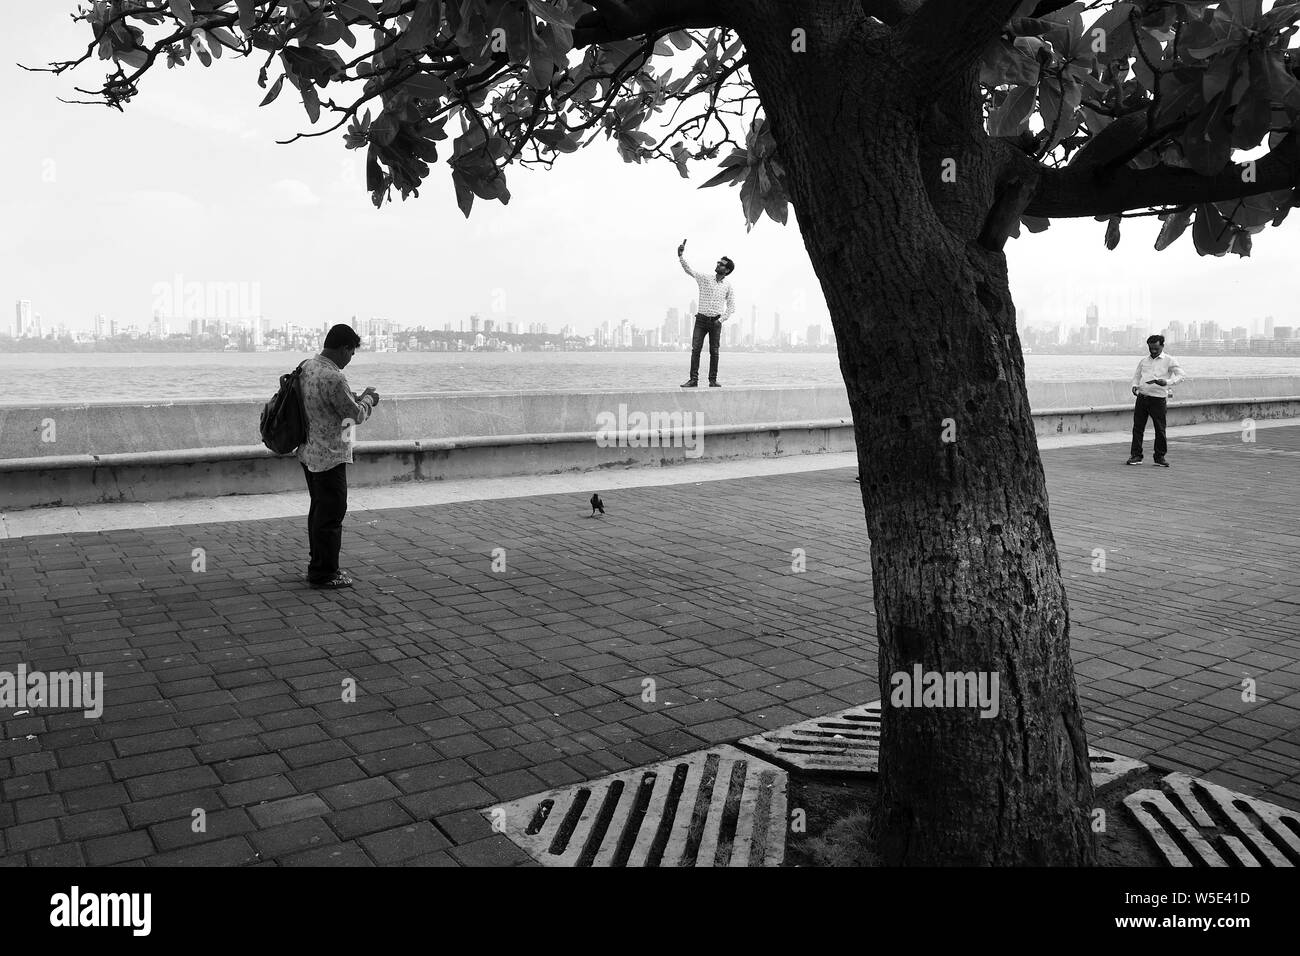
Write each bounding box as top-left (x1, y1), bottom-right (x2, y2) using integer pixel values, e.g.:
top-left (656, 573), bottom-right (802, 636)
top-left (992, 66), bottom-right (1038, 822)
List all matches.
top-left (0, 350), bottom-right (1296, 405)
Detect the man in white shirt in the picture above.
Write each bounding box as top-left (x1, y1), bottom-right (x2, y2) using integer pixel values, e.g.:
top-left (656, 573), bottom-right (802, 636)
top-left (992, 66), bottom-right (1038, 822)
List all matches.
top-left (1127, 334), bottom-right (1185, 468)
top-left (677, 238), bottom-right (736, 387)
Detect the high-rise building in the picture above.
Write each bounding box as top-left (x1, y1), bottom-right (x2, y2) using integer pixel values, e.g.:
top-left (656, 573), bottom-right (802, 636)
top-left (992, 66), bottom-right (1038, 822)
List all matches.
top-left (1265, 316), bottom-right (1275, 338)
top-left (470, 314), bottom-right (481, 333)
top-left (1085, 303), bottom-right (1099, 343)
top-left (806, 324), bottom-right (823, 347)
top-left (14, 299), bottom-right (32, 338)
top-left (773, 311), bottom-right (781, 347)
top-left (664, 307), bottom-right (680, 344)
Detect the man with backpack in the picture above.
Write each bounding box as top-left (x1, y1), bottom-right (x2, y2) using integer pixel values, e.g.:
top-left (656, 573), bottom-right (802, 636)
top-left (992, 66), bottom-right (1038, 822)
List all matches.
top-left (296, 324), bottom-right (380, 589)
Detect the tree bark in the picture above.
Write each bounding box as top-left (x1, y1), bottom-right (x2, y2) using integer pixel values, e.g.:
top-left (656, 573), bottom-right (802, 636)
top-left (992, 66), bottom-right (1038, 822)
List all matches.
top-left (737, 0), bottom-right (1096, 865)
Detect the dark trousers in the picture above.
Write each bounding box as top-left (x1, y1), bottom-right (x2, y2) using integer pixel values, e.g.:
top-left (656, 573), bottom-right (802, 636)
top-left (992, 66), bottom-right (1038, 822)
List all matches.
top-left (1130, 395), bottom-right (1167, 459)
top-left (688, 313), bottom-right (722, 383)
top-left (302, 463), bottom-right (348, 583)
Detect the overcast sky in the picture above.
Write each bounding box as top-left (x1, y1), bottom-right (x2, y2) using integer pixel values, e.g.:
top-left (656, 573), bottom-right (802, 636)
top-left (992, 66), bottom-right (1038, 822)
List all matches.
top-left (3, 3), bottom-right (1300, 339)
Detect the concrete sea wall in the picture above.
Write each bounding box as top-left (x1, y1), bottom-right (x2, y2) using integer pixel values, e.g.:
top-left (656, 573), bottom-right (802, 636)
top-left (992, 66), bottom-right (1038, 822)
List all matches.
top-left (1, 378), bottom-right (1296, 510)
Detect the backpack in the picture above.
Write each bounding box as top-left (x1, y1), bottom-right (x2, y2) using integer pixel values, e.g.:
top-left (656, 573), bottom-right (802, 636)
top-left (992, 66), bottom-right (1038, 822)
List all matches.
top-left (259, 360), bottom-right (309, 454)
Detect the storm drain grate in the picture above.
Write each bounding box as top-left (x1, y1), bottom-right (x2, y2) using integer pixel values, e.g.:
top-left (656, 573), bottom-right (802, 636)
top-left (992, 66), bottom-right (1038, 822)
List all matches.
top-left (740, 702), bottom-right (882, 773)
top-left (484, 745), bottom-right (788, 867)
top-left (1124, 772), bottom-right (1300, 867)
top-left (739, 701), bottom-right (1147, 789)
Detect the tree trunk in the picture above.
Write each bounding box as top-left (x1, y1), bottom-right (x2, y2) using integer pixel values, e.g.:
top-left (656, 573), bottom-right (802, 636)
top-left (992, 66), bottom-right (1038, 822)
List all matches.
top-left (737, 2), bottom-right (1097, 865)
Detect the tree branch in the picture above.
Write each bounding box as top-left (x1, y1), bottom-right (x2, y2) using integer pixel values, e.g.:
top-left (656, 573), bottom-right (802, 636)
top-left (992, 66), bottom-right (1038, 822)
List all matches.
top-left (573, 0), bottom-right (726, 47)
top-left (898, 0), bottom-right (1029, 78)
top-left (1026, 134), bottom-right (1300, 218)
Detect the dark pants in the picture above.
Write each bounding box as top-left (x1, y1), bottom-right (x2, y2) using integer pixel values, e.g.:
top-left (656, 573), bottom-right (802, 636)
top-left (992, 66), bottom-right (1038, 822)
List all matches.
top-left (302, 463), bottom-right (348, 583)
top-left (688, 313), bottom-right (722, 383)
top-left (1130, 395), bottom-right (1167, 459)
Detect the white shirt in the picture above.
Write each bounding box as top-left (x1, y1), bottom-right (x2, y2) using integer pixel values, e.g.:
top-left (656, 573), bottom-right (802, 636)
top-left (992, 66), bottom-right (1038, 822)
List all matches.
top-left (1131, 352), bottom-right (1186, 399)
top-left (680, 255), bottom-right (735, 320)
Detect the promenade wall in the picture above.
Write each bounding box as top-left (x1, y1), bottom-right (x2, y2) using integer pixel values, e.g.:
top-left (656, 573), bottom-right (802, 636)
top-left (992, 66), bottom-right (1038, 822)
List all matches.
top-left (1, 377), bottom-right (1296, 510)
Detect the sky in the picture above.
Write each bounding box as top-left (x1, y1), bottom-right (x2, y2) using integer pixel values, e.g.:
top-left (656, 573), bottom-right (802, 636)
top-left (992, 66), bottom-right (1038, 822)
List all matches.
top-left (3, 2), bottom-right (1300, 339)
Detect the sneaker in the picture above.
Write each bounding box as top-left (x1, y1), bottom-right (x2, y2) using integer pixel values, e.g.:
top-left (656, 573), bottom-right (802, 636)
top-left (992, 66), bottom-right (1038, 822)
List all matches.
top-left (680, 380), bottom-right (698, 388)
top-left (310, 574), bottom-right (353, 589)
top-left (1125, 456), bottom-right (1142, 465)
top-left (708, 381), bottom-right (721, 388)
top-left (1153, 458), bottom-right (1169, 468)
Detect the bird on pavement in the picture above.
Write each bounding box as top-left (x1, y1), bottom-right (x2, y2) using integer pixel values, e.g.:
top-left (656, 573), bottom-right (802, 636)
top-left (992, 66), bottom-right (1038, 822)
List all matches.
top-left (590, 493), bottom-right (605, 517)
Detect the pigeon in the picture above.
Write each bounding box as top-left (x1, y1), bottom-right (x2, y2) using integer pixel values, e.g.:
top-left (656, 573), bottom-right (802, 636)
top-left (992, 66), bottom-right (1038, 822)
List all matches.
top-left (590, 493), bottom-right (605, 517)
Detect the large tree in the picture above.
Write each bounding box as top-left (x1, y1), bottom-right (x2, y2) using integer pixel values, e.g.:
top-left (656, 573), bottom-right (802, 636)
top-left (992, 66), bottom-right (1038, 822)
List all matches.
top-left (40, 0), bottom-right (1300, 864)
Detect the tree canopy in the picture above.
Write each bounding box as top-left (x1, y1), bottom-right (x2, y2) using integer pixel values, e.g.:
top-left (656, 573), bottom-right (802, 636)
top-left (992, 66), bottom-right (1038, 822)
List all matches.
top-left (37, 1), bottom-right (1300, 246)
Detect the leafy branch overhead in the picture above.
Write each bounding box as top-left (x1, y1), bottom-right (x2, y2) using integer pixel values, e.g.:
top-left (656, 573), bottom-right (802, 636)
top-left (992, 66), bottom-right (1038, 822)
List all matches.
top-left (37, 0), bottom-right (1300, 252)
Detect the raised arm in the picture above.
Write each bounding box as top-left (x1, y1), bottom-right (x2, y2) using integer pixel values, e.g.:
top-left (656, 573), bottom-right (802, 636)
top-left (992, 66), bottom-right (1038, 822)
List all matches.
top-left (679, 253), bottom-right (699, 279)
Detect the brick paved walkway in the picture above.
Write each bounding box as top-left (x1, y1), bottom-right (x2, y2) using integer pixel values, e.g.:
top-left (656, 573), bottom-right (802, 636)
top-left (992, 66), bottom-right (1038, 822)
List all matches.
top-left (1, 426), bottom-right (1297, 865)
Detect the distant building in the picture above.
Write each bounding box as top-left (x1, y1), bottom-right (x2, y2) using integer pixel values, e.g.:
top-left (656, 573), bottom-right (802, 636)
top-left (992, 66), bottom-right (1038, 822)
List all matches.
top-left (14, 299), bottom-right (33, 338)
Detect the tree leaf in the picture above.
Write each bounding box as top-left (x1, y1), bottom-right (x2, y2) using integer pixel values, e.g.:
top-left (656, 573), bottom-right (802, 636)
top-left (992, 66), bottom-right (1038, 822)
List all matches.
top-left (301, 83), bottom-right (320, 123)
top-left (452, 169), bottom-right (475, 218)
top-left (404, 72), bottom-right (447, 100)
top-left (1153, 206), bottom-right (1192, 250)
top-left (1192, 203), bottom-right (1233, 256)
top-left (258, 73), bottom-right (284, 106)
top-left (699, 163), bottom-right (747, 189)
top-left (170, 0), bottom-right (193, 26)
top-left (987, 85), bottom-right (1035, 137)
top-left (235, 0), bottom-right (256, 33)
top-left (1104, 215), bottom-right (1121, 249)
top-left (338, 0), bottom-right (381, 24)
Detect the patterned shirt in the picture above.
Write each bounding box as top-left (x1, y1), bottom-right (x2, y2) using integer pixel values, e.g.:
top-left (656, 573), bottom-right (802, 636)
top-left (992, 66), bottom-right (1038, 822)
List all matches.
top-left (1131, 352), bottom-right (1186, 399)
top-left (296, 355), bottom-right (372, 472)
top-left (680, 255), bottom-right (736, 320)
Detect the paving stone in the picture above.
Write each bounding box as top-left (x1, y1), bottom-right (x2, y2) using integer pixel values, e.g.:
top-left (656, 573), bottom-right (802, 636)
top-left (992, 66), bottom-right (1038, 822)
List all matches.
top-left (358, 822), bottom-right (452, 864)
top-left (250, 818), bottom-right (338, 860)
top-left (247, 794), bottom-right (330, 828)
top-left (150, 836), bottom-right (259, 867)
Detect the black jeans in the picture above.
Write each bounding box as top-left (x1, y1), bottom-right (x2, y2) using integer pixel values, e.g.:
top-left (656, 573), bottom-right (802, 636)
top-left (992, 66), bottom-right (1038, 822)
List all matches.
top-left (688, 313), bottom-right (722, 383)
top-left (302, 462), bottom-right (348, 583)
top-left (1130, 395), bottom-right (1167, 459)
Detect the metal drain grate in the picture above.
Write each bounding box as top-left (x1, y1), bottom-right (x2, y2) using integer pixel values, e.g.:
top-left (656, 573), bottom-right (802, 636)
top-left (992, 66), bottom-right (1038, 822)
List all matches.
top-left (739, 701), bottom-right (1147, 788)
top-left (1124, 772), bottom-right (1300, 867)
top-left (484, 745), bottom-right (788, 867)
top-left (739, 701), bottom-right (882, 773)
top-left (1088, 748), bottom-right (1149, 791)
